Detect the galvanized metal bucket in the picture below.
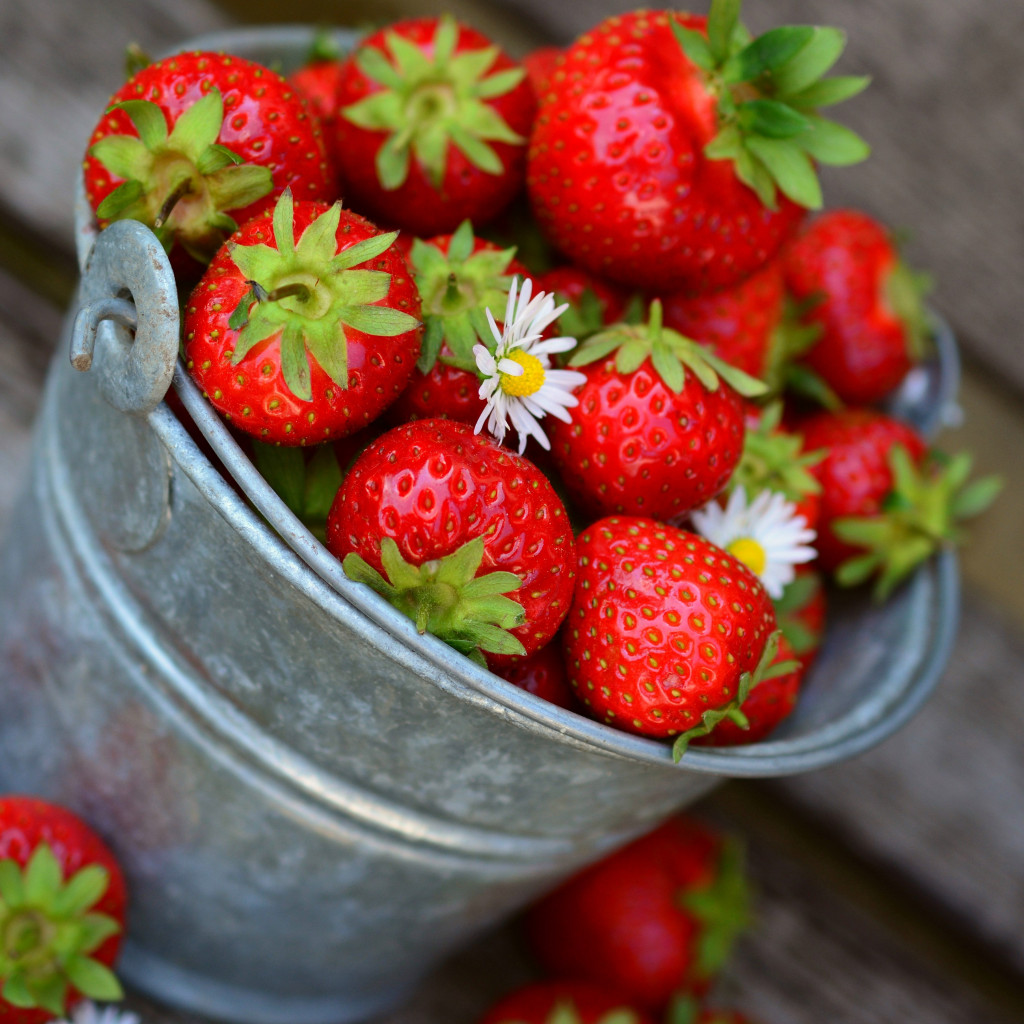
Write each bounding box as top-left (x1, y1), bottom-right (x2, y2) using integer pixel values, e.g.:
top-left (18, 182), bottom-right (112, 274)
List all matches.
top-left (0, 25), bottom-right (961, 1024)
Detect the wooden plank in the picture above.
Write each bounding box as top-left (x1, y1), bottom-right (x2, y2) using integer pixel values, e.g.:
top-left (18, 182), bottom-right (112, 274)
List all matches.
top-left (771, 592), bottom-right (1024, 978)
top-left (0, 0), bottom-right (229, 254)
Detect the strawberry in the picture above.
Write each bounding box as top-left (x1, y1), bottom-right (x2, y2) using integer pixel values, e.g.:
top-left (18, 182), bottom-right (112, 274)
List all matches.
top-left (525, 817), bottom-right (751, 1010)
top-left (327, 418), bottom-right (576, 666)
top-left (479, 982), bottom-right (653, 1024)
top-left (801, 409), bottom-right (1000, 597)
top-left (564, 517), bottom-right (781, 757)
top-left (334, 15), bottom-right (535, 236)
top-left (84, 50), bottom-right (333, 269)
top-left (772, 565), bottom-right (827, 670)
top-left (536, 266), bottom-right (632, 347)
top-left (288, 31), bottom-right (348, 190)
top-left (784, 209), bottom-right (931, 404)
top-left (288, 32), bottom-right (346, 126)
top-left (184, 191), bottom-right (422, 445)
top-left (692, 632), bottom-right (803, 746)
top-left (528, 3), bottom-right (869, 293)
top-left (549, 301), bottom-right (764, 523)
top-left (387, 221), bottom-right (530, 425)
top-left (800, 409), bottom-right (926, 571)
top-left (661, 259), bottom-right (785, 380)
top-left (522, 46), bottom-right (563, 98)
top-left (494, 639), bottom-right (575, 710)
top-left (0, 797), bottom-right (127, 1023)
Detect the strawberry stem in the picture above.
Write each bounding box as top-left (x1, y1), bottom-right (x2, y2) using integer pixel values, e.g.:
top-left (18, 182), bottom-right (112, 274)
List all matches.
top-left (265, 282), bottom-right (314, 304)
top-left (153, 177), bottom-right (194, 229)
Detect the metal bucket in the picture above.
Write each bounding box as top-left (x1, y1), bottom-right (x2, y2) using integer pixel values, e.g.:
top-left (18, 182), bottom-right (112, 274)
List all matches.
top-left (0, 25), bottom-right (961, 1024)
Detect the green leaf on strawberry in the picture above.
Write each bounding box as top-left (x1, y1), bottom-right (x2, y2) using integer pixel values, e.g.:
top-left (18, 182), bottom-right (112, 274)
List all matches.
top-left (679, 835), bottom-right (753, 979)
top-left (0, 843), bottom-right (124, 1014)
top-left (570, 300), bottom-right (768, 399)
top-left (410, 219), bottom-right (520, 371)
top-left (730, 401), bottom-right (824, 505)
top-left (341, 13), bottom-right (527, 191)
top-left (672, 629), bottom-right (786, 760)
top-left (227, 190), bottom-right (419, 402)
top-left (672, 0), bottom-right (870, 209)
top-left (342, 536), bottom-right (527, 666)
top-left (90, 88), bottom-right (273, 262)
top-left (833, 445), bottom-right (1002, 600)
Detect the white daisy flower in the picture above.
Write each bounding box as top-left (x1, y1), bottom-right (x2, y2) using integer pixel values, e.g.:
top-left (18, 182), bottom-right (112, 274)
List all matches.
top-left (690, 487), bottom-right (817, 599)
top-left (57, 1002), bottom-right (140, 1024)
top-left (473, 276), bottom-right (587, 455)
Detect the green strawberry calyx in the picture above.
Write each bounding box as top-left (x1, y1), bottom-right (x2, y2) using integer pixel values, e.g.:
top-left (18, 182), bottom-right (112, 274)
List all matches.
top-left (672, 629), bottom-right (796, 760)
top-left (342, 536), bottom-right (527, 666)
top-left (89, 88), bottom-right (273, 263)
top-left (672, 0), bottom-right (871, 210)
top-left (773, 570), bottom-right (823, 656)
top-left (678, 835), bottom-right (754, 979)
top-left (410, 219), bottom-right (519, 373)
top-left (341, 13), bottom-right (528, 191)
top-left (570, 299), bottom-right (768, 399)
top-left (885, 255), bottom-right (933, 363)
top-left (250, 440), bottom-right (344, 541)
top-left (833, 445), bottom-right (1002, 601)
top-left (0, 844), bottom-right (123, 1016)
top-left (729, 401), bottom-right (824, 505)
top-left (226, 190), bottom-right (420, 403)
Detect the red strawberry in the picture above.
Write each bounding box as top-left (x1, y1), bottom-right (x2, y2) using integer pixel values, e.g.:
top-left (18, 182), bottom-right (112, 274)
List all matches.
top-left (661, 259), bottom-right (785, 379)
top-left (772, 565), bottom-right (827, 670)
top-left (801, 409), bottom-right (1000, 597)
top-left (522, 46), bottom-right (563, 98)
top-left (184, 191), bottom-right (422, 445)
top-left (564, 517), bottom-right (780, 756)
top-left (784, 209), bottom-right (931, 404)
top-left (288, 32), bottom-right (348, 190)
top-left (479, 982), bottom-right (653, 1024)
top-left (327, 418), bottom-right (576, 665)
top-left (549, 302), bottom-right (763, 523)
top-left (495, 639), bottom-right (575, 709)
top-left (525, 817), bottom-right (751, 1010)
top-left (692, 632), bottom-right (803, 746)
top-left (388, 221), bottom-right (531, 425)
top-left (84, 50), bottom-right (333, 269)
top-left (0, 797), bottom-right (127, 1023)
top-left (334, 15), bottom-right (535, 236)
top-left (800, 409), bottom-right (927, 571)
top-left (537, 265), bottom-right (632, 346)
top-left (528, 4), bottom-right (868, 293)
top-left (289, 32), bottom-right (345, 126)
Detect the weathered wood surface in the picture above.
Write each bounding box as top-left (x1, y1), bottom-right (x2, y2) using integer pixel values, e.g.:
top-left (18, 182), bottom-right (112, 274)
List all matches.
top-left (774, 593), bottom-right (1024, 976)
top-left (3, 0), bottom-right (1024, 1021)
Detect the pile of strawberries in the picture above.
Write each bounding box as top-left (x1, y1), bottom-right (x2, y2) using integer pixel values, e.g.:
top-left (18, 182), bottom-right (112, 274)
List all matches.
top-left (78, 1), bottom-right (999, 763)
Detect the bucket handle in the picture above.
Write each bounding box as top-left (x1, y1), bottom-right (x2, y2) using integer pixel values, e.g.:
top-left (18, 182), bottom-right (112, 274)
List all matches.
top-left (70, 219), bottom-right (180, 416)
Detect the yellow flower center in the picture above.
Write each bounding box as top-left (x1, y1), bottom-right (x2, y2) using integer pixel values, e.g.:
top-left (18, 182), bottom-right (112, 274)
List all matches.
top-left (728, 536), bottom-right (767, 577)
top-left (499, 350), bottom-right (546, 398)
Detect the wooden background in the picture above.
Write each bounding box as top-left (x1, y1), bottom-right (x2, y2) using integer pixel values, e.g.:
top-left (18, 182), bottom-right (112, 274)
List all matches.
top-left (1, 1), bottom-right (1022, 1022)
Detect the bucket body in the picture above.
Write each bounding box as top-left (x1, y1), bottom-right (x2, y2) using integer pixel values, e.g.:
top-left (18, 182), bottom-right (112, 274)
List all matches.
top-left (0, 25), bottom-right (960, 1024)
